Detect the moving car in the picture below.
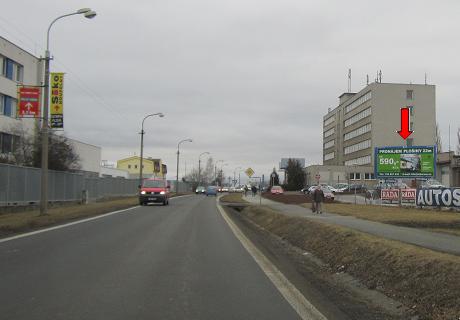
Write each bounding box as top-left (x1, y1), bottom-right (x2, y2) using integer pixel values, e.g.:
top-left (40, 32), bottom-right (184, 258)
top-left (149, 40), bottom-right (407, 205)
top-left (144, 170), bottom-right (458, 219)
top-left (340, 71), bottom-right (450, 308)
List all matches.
top-left (139, 178), bottom-right (170, 206)
top-left (206, 186), bottom-right (218, 196)
top-left (195, 186), bottom-right (206, 194)
top-left (270, 185), bottom-right (284, 194)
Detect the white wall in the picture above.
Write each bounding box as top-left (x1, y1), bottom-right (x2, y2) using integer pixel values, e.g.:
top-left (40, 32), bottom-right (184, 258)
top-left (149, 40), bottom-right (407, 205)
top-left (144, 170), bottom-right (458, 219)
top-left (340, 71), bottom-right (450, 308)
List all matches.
top-left (100, 166), bottom-right (129, 178)
top-left (69, 138), bottom-right (101, 173)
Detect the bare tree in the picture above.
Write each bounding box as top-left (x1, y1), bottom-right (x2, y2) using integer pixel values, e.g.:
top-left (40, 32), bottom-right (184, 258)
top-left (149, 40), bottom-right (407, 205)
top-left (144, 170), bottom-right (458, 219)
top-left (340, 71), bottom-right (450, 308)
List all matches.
top-left (4, 123), bottom-right (80, 171)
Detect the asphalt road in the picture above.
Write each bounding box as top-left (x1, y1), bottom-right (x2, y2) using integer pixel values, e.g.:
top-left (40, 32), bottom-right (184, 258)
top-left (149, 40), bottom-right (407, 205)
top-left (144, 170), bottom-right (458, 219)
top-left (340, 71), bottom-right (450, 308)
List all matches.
top-left (0, 195), bottom-right (302, 320)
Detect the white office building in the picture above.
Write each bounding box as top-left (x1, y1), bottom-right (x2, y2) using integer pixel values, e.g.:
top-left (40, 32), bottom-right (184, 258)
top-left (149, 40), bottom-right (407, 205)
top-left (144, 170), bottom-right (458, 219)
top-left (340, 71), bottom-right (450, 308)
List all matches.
top-left (323, 82), bottom-right (436, 167)
top-left (1, 36), bottom-right (42, 158)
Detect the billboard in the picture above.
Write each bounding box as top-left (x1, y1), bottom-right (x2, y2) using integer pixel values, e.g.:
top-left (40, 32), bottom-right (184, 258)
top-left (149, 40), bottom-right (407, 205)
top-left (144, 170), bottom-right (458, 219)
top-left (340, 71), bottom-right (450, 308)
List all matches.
top-left (416, 188), bottom-right (460, 207)
top-left (374, 146), bottom-right (436, 178)
top-left (17, 87), bottom-right (40, 117)
top-left (280, 158), bottom-right (305, 170)
top-left (50, 72), bottom-right (64, 129)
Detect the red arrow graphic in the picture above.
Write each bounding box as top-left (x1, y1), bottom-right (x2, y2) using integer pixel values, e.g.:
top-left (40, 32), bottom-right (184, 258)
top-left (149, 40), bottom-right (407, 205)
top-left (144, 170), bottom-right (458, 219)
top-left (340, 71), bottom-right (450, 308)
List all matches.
top-left (397, 107), bottom-right (413, 140)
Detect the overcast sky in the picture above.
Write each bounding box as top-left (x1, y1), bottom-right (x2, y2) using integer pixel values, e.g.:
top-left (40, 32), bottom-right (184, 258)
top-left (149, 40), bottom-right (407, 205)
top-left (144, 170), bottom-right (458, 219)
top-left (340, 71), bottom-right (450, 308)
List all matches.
top-left (2, 0), bottom-right (460, 181)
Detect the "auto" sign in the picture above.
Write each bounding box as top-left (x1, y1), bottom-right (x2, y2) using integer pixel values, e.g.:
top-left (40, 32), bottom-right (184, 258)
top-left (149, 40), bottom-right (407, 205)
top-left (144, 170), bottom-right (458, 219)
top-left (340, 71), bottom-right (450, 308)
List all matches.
top-left (416, 188), bottom-right (460, 207)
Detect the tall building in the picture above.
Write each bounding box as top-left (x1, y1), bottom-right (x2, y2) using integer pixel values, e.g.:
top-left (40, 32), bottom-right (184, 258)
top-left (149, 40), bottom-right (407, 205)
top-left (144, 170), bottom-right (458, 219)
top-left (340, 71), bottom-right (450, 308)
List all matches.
top-left (323, 82), bottom-right (436, 167)
top-left (1, 36), bottom-right (42, 157)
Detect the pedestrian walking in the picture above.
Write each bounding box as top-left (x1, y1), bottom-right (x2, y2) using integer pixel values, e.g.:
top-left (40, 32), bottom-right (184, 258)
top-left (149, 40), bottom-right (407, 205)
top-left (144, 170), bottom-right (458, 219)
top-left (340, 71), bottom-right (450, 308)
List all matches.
top-left (312, 185), bottom-right (324, 214)
top-left (251, 185), bottom-right (257, 197)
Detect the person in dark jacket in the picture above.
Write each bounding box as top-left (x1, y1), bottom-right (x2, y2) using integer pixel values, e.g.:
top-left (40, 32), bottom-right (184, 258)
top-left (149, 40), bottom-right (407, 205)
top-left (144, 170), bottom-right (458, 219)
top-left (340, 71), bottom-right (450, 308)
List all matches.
top-left (312, 186), bottom-right (325, 214)
top-left (251, 185), bottom-right (257, 196)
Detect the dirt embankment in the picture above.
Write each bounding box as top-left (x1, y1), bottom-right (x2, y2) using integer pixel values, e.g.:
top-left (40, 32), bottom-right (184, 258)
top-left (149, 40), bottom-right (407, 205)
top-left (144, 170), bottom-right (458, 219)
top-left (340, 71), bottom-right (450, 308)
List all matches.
top-left (242, 205), bottom-right (460, 320)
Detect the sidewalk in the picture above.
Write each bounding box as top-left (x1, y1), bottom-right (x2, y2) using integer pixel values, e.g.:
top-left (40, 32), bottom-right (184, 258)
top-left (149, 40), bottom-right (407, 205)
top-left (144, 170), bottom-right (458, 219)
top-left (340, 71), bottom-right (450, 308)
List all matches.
top-left (242, 194), bottom-right (460, 256)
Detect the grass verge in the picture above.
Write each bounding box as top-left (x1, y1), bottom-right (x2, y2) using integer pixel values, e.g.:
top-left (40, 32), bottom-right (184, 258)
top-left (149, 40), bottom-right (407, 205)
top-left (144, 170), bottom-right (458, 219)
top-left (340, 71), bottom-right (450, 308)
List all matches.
top-left (242, 205), bottom-right (460, 320)
top-left (301, 202), bottom-right (460, 235)
top-left (220, 192), bottom-right (247, 203)
top-left (0, 197), bottom-right (139, 238)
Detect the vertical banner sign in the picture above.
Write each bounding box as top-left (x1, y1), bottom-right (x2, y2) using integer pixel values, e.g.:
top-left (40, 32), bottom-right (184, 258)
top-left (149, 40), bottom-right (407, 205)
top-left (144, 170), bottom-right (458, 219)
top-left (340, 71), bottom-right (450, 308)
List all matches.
top-left (17, 87), bottom-right (41, 117)
top-left (50, 72), bottom-right (64, 129)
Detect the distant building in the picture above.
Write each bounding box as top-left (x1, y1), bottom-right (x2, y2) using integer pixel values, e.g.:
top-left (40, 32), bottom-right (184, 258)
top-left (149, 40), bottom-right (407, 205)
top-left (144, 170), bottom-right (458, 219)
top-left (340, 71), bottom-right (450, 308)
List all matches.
top-left (436, 151), bottom-right (460, 187)
top-left (323, 82), bottom-right (436, 167)
top-left (68, 138), bottom-right (101, 175)
top-left (1, 36), bottom-right (42, 158)
top-left (117, 156), bottom-right (167, 179)
top-left (305, 164), bottom-right (375, 187)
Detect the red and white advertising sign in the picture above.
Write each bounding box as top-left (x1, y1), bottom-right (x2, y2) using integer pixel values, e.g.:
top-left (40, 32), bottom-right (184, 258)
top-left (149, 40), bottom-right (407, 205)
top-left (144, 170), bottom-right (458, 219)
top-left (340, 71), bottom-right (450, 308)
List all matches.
top-left (381, 189), bottom-right (399, 200)
top-left (18, 87), bottom-right (40, 117)
top-left (401, 189), bottom-right (416, 200)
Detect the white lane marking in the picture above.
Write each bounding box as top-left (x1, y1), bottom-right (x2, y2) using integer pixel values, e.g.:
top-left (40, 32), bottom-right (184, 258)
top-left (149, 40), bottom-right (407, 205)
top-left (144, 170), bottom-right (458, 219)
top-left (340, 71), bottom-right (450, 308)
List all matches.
top-left (216, 202), bottom-right (328, 320)
top-left (0, 194), bottom-right (193, 244)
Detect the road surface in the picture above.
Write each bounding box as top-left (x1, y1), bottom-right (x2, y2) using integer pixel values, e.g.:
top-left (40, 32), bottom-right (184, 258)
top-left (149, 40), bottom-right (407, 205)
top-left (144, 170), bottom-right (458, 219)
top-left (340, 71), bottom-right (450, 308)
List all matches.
top-left (0, 195), bottom-right (304, 320)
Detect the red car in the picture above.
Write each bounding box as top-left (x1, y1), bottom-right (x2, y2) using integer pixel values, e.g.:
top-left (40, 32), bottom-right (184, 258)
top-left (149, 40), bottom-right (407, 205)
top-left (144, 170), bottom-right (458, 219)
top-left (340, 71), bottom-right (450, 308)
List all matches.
top-left (270, 186), bottom-right (284, 195)
top-left (139, 178), bottom-right (170, 206)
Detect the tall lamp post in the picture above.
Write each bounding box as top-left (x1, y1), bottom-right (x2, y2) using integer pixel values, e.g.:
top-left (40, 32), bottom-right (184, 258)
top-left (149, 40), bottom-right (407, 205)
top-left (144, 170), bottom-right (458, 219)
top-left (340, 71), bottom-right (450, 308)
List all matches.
top-left (139, 113), bottom-right (164, 186)
top-left (198, 152), bottom-right (210, 185)
top-left (40, 8), bottom-right (97, 215)
top-left (176, 138), bottom-right (192, 194)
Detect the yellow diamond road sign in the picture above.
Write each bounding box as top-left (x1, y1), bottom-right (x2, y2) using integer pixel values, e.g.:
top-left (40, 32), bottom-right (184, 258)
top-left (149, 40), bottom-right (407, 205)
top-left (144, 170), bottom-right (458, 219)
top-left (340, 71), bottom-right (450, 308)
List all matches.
top-left (245, 167), bottom-right (255, 178)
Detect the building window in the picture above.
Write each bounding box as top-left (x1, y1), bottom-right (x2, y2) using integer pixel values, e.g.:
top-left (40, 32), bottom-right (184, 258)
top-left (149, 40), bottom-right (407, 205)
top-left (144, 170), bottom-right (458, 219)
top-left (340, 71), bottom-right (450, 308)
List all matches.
top-left (345, 155), bottom-right (371, 166)
top-left (345, 91), bottom-right (372, 113)
top-left (324, 127), bottom-right (335, 138)
top-left (0, 132), bottom-right (18, 154)
top-left (408, 106), bottom-right (414, 116)
top-left (406, 90), bottom-right (413, 100)
top-left (324, 140), bottom-right (335, 149)
top-left (324, 152), bottom-right (334, 161)
top-left (0, 94), bottom-right (17, 117)
top-left (324, 115), bottom-right (335, 127)
top-left (344, 123), bottom-right (372, 141)
top-left (128, 165), bottom-right (131, 169)
top-left (1, 57), bottom-right (23, 82)
top-left (364, 173), bottom-right (375, 180)
top-left (349, 172), bottom-right (362, 180)
top-left (406, 138), bottom-right (413, 147)
top-left (134, 165), bottom-right (138, 169)
top-left (344, 107), bottom-right (372, 127)
top-left (344, 139), bottom-right (371, 155)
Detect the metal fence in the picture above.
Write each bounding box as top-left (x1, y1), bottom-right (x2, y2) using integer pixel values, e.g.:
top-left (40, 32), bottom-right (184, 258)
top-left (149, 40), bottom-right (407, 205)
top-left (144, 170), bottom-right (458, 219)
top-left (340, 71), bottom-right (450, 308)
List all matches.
top-left (0, 163), bottom-right (139, 206)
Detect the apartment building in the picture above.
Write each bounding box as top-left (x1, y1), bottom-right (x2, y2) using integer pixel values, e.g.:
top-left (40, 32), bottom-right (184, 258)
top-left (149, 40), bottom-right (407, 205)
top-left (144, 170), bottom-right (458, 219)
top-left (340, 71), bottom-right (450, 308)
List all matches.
top-left (323, 82), bottom-right (436, 167)
top-left (0, 36), bottom-right (42, 157)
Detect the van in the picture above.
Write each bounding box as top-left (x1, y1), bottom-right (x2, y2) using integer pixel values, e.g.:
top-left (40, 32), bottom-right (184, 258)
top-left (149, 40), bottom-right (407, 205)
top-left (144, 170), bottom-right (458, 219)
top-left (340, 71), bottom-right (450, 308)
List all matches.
top-left (139, 178), bottom-right (170, 206)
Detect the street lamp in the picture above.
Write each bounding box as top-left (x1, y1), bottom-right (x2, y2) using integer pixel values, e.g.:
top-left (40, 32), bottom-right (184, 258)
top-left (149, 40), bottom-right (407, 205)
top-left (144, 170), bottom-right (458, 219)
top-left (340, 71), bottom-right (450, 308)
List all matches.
top-left (198, 152), bottom-right (210, 185)
top-left (176, 138), bottom-right (192, 194)
top-left (139, 113), bottom-right (164, 186)
top-left (40, 8), bottom-right (97, 215)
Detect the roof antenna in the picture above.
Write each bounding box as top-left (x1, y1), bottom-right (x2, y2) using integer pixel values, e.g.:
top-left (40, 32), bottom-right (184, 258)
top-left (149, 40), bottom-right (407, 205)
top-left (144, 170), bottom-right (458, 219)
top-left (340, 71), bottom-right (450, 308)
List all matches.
top-left (348, 68), bottom-right (352, 92)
